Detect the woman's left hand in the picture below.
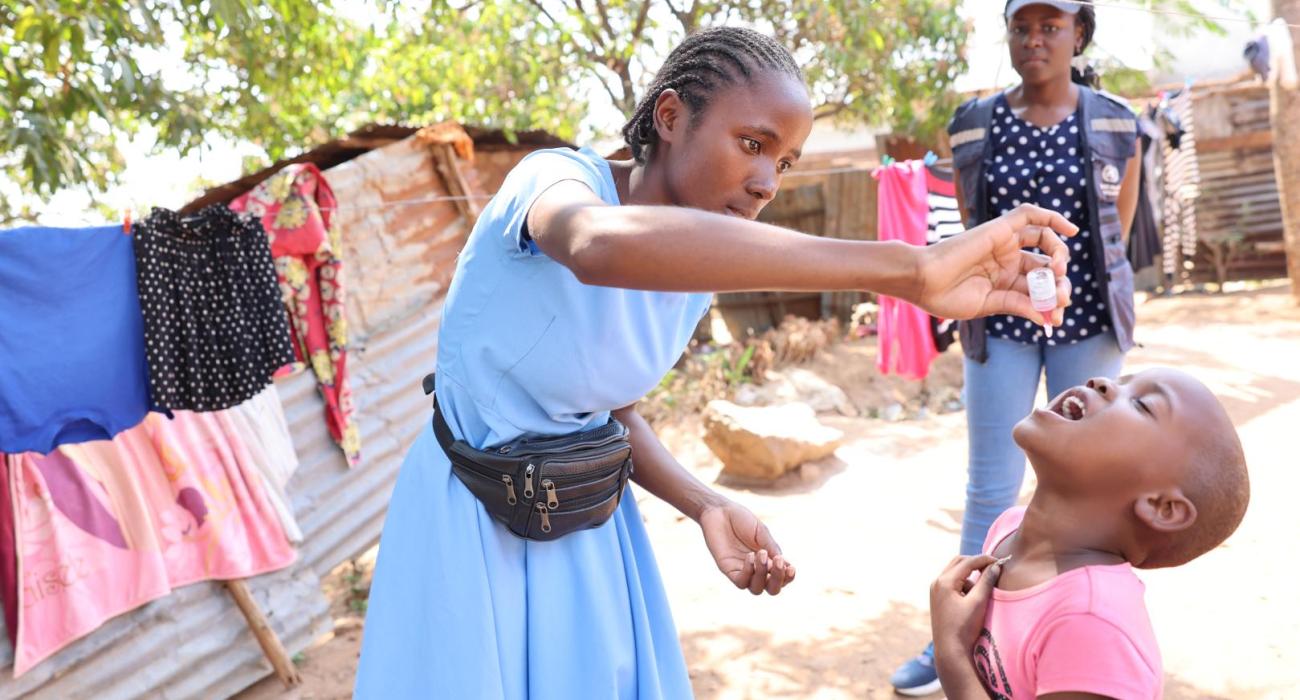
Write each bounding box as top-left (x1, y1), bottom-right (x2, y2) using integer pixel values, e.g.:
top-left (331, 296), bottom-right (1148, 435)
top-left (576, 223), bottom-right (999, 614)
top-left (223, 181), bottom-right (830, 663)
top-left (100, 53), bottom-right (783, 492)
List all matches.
top-left (699, 501), bottom-right (796, 596)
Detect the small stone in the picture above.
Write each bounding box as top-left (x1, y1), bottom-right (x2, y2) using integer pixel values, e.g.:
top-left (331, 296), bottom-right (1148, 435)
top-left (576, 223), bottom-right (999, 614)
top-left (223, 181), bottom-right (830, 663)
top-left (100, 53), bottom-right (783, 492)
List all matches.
top-left (334, 616), bottom-right (364, 634)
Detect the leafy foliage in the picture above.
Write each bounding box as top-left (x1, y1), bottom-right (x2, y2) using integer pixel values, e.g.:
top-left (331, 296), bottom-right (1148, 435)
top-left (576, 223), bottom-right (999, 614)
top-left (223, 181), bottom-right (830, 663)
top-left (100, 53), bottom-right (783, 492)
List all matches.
top-left (2, 0), bottom-right (1238, 221)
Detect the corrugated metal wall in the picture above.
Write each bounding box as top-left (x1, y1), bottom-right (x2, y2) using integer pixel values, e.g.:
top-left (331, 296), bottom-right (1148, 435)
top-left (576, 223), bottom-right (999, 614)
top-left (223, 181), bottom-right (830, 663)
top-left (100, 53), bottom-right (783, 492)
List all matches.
top-left (0, 133), bottom-right (536, 698)
top-left (0, 548), bottom-right (331, 699)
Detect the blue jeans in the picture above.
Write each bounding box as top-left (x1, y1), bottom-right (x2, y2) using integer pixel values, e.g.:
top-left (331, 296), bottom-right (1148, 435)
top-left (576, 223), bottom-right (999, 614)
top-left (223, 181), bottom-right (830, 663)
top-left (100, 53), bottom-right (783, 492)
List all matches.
top-left (959, 333), bottom-right (1125, 555)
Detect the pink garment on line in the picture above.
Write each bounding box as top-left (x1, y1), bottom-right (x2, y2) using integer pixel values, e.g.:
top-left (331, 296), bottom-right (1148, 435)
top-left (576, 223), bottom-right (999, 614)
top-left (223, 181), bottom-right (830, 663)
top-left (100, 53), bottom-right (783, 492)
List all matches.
top-left (4, 411), bottom-right (295, 677)
top-left (974, 507), bottom-right (1163, 699)
top-left (873, 161), bottom-right (939, 380)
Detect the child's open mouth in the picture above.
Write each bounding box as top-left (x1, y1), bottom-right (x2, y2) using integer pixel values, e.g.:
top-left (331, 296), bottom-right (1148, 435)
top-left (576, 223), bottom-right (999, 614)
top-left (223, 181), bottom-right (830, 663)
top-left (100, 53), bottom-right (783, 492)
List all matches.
top-left (1049, 387), bottom-right (1090, 421)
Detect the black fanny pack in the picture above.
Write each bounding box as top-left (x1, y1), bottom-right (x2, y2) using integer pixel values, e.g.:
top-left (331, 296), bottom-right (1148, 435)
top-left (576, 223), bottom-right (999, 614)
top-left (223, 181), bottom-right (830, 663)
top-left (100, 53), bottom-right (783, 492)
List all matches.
top-left (423, 374), bottom-right (634, 541)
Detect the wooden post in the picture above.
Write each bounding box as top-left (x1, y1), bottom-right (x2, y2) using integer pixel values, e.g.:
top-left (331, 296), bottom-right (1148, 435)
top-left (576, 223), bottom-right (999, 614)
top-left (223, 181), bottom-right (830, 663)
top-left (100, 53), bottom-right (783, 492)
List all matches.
top-left (430, 143), bottom-right (482, 230)
top-left (225, 579), bottom-right (302, 688)
top-left (1269, 0), bottom-right (1300, 302)
top-left (417, 122), bottom-right (483, 231)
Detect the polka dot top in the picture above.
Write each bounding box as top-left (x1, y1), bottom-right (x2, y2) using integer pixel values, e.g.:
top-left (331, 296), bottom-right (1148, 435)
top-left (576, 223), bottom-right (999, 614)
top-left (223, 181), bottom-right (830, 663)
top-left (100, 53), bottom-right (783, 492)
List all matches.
top-left (984, 94), bottom-right (1110, 346)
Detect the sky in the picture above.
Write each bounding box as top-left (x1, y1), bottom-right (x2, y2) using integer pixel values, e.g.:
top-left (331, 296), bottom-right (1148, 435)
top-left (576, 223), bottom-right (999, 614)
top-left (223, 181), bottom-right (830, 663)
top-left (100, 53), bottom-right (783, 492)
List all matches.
top-left (9, 0), bottom-right (1273, 226)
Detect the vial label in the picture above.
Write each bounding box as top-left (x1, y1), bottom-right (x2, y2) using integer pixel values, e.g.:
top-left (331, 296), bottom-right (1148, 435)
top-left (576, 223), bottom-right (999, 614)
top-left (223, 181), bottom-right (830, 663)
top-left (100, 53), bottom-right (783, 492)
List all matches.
top-left (1027, 268), bottom-right (1057, 309)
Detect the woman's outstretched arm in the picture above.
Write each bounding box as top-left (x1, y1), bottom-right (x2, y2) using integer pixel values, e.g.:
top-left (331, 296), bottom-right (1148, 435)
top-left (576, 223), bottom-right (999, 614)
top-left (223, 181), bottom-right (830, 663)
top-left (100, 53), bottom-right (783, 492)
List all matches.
top-left (528, 180), bottom-right (1079, 325)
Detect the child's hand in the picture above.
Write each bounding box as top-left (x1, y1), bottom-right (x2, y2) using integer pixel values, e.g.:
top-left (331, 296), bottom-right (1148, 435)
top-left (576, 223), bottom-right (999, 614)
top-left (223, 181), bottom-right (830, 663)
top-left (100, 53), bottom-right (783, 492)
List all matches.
top-left (699, 501), bottom-right (796, 596)
top-left (929, 554), bottom-right (1004, 660)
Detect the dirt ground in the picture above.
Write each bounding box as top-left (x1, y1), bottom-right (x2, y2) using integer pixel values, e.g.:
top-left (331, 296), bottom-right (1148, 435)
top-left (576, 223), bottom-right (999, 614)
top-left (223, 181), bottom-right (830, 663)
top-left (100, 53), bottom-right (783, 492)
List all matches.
top-left (240, 282), bottom-right (1300, 699)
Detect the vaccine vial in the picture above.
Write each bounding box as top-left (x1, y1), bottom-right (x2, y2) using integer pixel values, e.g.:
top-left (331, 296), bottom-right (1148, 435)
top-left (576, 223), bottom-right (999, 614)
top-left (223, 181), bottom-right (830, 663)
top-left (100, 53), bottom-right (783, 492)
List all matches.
top-left (1027, 267), bottom-right (1057, 337)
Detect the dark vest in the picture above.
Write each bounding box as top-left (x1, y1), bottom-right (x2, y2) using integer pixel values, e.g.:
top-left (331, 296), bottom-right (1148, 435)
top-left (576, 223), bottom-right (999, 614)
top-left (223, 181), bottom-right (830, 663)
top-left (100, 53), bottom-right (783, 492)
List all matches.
top-left (947, 86), bottom-right (1138, 363)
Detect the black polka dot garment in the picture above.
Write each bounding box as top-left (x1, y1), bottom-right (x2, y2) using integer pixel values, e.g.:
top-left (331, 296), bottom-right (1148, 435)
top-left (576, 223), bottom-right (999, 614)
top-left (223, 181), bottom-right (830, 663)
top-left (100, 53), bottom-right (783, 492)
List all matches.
top-left (132, 206), bottom-right (295, 412)
top-left (983, 95), bottom-right (1111, 346)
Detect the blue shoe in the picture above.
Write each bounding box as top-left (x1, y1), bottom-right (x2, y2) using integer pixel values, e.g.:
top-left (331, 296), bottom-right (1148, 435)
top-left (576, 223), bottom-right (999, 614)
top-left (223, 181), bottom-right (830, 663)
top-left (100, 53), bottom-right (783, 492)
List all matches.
top-left (890, 642), bottom-right (941, 696)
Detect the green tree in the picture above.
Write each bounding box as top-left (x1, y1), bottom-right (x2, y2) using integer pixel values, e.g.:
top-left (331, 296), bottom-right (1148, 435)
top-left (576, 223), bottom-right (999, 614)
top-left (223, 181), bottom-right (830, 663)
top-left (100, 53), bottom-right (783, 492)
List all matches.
top-left (3, 1), bottom-right (970, 221)
top-left (353, 2), bottom-right (585, 141)
top-left (1, 1), bottom-right (381, 221)
top-left (0, 1), bottom-right (585, 220)
top-left (1, 0), bottom-right (1242, 223)
top-left (512, 0), bottom-right (969, 143)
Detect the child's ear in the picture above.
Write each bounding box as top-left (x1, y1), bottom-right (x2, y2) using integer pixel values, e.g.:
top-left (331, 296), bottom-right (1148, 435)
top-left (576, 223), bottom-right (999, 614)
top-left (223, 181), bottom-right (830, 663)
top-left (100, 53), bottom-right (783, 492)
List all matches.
top-left (653, 89), bottom-right (689, 147)
top-left (1134, 489), bottom-right (1197, 534)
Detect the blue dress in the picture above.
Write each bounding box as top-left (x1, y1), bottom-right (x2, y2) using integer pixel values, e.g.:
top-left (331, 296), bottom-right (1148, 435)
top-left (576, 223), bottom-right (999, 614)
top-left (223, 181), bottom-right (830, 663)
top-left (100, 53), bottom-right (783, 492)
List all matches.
top-left (355, 147), bottom-right (712, 698)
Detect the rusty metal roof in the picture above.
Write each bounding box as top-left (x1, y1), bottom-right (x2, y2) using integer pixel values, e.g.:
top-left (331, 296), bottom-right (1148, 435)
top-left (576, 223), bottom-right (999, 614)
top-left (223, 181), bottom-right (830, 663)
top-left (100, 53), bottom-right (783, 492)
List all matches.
top-left (180, 123), bottom-right (570, 214)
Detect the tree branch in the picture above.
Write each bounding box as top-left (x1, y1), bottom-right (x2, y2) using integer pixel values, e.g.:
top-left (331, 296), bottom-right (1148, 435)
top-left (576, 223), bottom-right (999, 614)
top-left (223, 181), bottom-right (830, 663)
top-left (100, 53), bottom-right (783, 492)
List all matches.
top-left (813, 101), bottom-right (850, 120)
top-left (525, 0), bottom-right (561, 29)
top-left (590, 65), bottom-right (626, 112)
top-left (617, 62), bottom-right (637, 114)
top-left (451, 0), bottom-right (487, 16)
top-left (572, 0), bottom-right (610, 50)
top-left (591, 0), bottom-right (617, 45)
top-left (630, 0), bottom-right (653, 44)
top-left (666, 0), bottom-right (704, 33)
top-left (665, 0), bottom-right (686, 26)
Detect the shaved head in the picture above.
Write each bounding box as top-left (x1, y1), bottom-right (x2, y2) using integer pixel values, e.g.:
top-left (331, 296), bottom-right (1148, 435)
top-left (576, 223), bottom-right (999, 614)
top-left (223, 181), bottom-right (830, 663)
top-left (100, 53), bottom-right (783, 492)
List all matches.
top-left (1141, 400), bottom-right (1249, 568)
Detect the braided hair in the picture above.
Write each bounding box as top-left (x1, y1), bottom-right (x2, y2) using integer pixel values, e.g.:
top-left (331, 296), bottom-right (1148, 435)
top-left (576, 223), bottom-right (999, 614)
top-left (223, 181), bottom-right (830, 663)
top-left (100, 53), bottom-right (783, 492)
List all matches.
top-left (1069, 5), bottom-right (1100, 88)
top-left (1072, 4), bottom-right (1096, 56)
top-left (621, 27), bottom-right (802, 163)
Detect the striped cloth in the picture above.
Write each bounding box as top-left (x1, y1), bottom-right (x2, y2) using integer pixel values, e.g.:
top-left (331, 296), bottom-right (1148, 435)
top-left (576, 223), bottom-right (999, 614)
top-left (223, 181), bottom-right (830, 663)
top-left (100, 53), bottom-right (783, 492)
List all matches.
top-left (925, 165), bottom-right (961, 351)
top-left (926, 166), bottom-right (964, 244)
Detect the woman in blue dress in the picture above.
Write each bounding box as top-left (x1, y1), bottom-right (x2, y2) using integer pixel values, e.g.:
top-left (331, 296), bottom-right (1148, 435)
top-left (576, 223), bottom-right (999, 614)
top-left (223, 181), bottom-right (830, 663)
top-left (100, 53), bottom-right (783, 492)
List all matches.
top-left (356, 27), bottom-right (1080, 699)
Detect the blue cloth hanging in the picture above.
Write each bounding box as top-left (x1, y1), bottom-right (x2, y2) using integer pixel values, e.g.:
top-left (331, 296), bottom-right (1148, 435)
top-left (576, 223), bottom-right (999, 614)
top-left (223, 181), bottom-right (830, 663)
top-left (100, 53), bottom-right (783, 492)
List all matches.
top-left (0, 225), bottom-right (151, 453)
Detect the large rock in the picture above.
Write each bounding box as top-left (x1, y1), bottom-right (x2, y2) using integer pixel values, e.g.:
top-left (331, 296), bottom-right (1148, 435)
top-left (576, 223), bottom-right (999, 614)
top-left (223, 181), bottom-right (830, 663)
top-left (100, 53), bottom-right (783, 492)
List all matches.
top-left (702, 400), bottom-right (844, 480)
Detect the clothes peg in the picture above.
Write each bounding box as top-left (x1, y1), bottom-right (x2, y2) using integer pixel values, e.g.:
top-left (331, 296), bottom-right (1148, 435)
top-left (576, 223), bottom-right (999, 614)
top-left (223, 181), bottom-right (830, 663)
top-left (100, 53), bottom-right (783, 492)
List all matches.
top-left (882, 154), bottom-right (895, 166)
top-left (923, 151), bottom-right (938, 166)
top-left (122, 207), bottom-right (133, 236)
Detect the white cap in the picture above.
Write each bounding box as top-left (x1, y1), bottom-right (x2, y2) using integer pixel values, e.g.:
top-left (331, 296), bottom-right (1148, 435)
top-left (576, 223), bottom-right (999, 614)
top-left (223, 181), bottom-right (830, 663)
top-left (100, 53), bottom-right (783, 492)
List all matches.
top-left (1004, 0), bottom-right (1081, 21)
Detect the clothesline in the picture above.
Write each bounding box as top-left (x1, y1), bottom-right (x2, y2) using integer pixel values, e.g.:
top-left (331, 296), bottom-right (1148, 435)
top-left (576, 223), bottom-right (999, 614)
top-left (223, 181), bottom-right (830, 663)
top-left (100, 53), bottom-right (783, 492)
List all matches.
top-left (68, 163), bottom-right (918, 225)
top-left (789, 161), bottom-right (954, 178)
top-left (322, 194), bottom-right (492, 210)
top-left (57, 195), bottom-right (490, 226)
top-left (323, 162), bottom-right (936, 207)
top-left (788, 164), bottom-right (883, 178)
top-left (1059, 0), bottom-right (1300, 30)
top-left (283, 162), bottom-right (906, 208)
